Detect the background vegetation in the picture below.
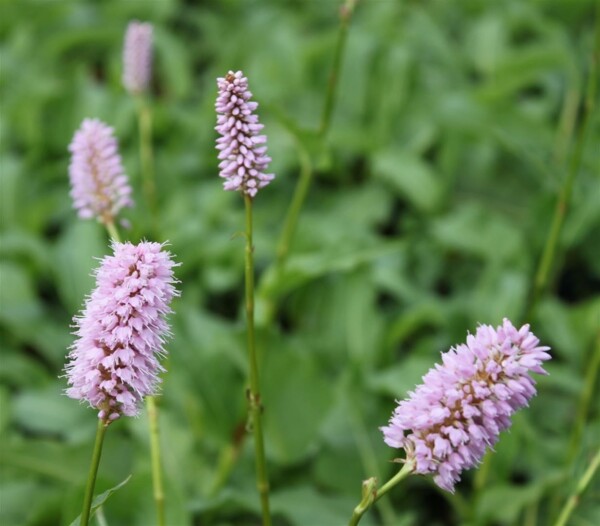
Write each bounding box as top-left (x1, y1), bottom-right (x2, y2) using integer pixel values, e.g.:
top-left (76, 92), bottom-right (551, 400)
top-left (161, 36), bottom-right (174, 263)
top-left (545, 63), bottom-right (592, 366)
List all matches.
top-left (1, 0), bottom-right (599, 525)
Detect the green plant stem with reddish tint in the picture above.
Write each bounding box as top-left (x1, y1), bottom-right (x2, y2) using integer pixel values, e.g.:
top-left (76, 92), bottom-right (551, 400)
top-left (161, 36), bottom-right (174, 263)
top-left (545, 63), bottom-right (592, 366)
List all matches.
top-left (244, 194), bottom-right (272, 526)
top-left (348, 459), bottom-right (415, 526)
top-left (80, 419), bottom-right (109, 526)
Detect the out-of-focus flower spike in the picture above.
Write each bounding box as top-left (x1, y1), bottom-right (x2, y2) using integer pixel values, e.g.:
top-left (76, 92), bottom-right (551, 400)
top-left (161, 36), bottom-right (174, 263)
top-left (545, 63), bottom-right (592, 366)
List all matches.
top-left (68, 118), bottom-right (133, 224)
top-left (123, 21), bottom-right (153, 95)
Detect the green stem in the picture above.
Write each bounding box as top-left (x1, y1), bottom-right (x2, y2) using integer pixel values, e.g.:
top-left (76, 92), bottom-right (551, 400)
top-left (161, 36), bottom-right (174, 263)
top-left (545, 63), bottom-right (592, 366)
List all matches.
top-left (526, 15), bottom-right (598, 319)
top-left (348, 459), bottom-right (415, 526)
top-left (244, 194), bottom-right (272, 526)
top-left (274, 0), bottom-right (357, 272)
top-left (80, 420), bottom-right (109, 526)
top-left (275, 141), bottom-right (312, 268)
top-left (146, 395), bottom-right (166, 526)
top-left (347, 381), bottom-right (397, 525)
top-left (137, 96), bottom-right (157, 219)
top-left (320, 0), bottom-right (357, 137)
top-left (567, 332), bottom-right (600, 464)
top-left (95, 506), bottom-right (109, 526)
top-left (553, 447), bottom-right (600, 526)
top-left (104, 219), bottom-right (122, 243)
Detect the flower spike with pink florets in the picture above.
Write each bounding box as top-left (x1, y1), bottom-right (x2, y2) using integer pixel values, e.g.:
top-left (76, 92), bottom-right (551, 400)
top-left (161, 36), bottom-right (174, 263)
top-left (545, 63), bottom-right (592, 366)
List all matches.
top-left (381, 318), bottom-right (551, 492)
top-left (215, 70), bottom-right (274, 197)
top-left (122, 20), bottom-right (153, 95)
top-left (65, 241), bottom-right (179, 421)
top-left (68, 118), bottom-right (133, 225)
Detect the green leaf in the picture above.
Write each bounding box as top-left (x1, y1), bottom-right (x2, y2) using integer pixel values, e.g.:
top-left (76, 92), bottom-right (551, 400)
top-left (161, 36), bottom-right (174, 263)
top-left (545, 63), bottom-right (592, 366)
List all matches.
top-left (0, 261), bottom-right (43, 328)
top-left (68, 475), bottom-right (132, 526)
top-left (52, 221), bottom-right (106, 314)
top-left (367, 355), bottom-right (434, 398)
top-left (263, 344), bottom-right (335, 464)
top-left (271, 485), bottom-right (377, 526)
top-left (431, 203), bottom-right (524, 262)
top-left (12, 385), bottom-right (95, 442)
top-left (373, 151), bottom-right (443, 212)
top-left (259, 241), bottom-right (406, 300)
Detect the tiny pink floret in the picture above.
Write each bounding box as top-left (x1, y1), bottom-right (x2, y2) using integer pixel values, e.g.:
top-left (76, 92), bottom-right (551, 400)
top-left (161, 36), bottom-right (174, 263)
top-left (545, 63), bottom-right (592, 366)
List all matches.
top-left (215, 70), bottom-right (274, 197)
top-left (65, 242), bottom-right (179, 420)
top-left (381, 318), bottom-right (551, 492)
top-left (68, 118), bottom-right (132, 223)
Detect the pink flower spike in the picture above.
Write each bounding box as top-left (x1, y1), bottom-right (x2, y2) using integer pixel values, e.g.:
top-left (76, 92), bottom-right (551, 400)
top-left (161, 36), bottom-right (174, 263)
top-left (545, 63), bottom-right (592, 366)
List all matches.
top-left (381, 318), bottom-right (551, 492)
top-left (65, 241), bottom-right (179, 421)
top-left (68, 118), bottom-right (133, 224)
top-left (215, 70), bottom-right (274, 197)
top-left (122, 21), bottom-right (153, 95)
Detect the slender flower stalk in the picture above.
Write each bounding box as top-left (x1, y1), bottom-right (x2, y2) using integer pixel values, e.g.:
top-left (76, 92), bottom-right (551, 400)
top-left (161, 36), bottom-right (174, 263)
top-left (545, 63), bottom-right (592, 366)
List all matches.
top-left (105, 219), bottom-right (121, 243)
top-left (553, 447), bottom-right (600, 526)
top-left (136, 97), bottom-right (157, 218)
top-left (275, 140), bottom-right (312, 267)
top-left (320, 0), bottom-right (358, 137)
top-left (80, 420), bottom-right (109, 526)
top-left (215, 70), bottom-right (273, 525)
top-left (348, 459), bottom-right (416, 526)
top-left (68, 119), bottom-right (133, 225)
top-left (526, 16), bottom-right (598, 319)
top-left (259, 0), bottom-right (358, 322)
top-left (65, 241), bottom-right (178, 524)
top-left (122, 20), bottom-right (157, 218)
top-left (243, 194), bottom-right (272, 526)
top-left (146, 394), bottom-right (166, 526)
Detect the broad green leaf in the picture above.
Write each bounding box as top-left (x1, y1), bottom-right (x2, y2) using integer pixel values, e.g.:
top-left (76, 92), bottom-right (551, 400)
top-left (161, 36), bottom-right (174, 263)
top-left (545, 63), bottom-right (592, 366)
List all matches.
top-left (263, 345), bottom-right (334, 464)
top-left (68, 475), bottom-right (132, 526)
top-left (52, 221), bottom-right (106, 314)
top-left (12, 385), bottom-right (95, 442)
top-left (0, 261), bottom-right (43, 327)
top-left (373, 151), bottom-right (443, 212)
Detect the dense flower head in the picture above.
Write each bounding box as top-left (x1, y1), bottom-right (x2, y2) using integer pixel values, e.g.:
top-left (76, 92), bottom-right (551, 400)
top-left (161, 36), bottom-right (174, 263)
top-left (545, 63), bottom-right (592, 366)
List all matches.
top-left (215, 70), bottom-right (274, 197)
top-left (68, 118), bottom-right (133, 223)
top-left (381, 318), bottom-right (551, 492)
top-left (65, 241), bottom-right (179, 421)
top-left (122, 20), bottom-right (153, 94)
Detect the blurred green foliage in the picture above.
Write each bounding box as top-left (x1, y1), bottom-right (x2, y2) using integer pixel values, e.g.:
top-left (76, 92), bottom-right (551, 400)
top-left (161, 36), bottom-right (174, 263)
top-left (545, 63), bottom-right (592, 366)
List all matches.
top-left (1, 0), bottom-right (599, 525)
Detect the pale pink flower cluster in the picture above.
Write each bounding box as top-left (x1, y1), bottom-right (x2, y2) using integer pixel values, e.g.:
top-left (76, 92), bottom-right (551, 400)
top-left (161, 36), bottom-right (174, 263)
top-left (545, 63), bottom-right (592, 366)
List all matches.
top-left (215, 70), bottom-right (274, 197)
top-left (68, 118), bottom-right (132, 223)
top-left (65, 242), bottom-right (179, 420)
top-left (382, 318), bottom-right (551, 492)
